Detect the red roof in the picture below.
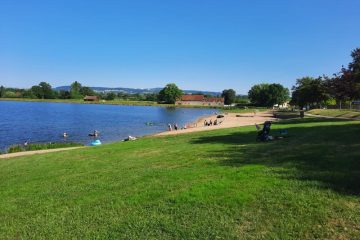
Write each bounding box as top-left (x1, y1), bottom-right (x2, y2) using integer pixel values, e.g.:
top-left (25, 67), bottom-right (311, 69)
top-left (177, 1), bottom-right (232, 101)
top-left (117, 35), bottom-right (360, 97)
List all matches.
top-left (205, 97), bottom-right (224, 102)
top-left (180, 95), bottom-right (205, 101)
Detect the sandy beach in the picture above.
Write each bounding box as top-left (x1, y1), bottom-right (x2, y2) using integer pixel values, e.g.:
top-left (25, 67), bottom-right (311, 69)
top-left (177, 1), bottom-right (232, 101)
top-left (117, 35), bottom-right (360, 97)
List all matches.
top-left (156, 111), bottom-right (277, 136)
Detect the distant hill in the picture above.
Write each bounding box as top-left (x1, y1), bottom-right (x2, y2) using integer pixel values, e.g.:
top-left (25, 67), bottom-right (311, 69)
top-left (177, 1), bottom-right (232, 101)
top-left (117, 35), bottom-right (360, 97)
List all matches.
top-left (54, 86), bottom-right (222, 96)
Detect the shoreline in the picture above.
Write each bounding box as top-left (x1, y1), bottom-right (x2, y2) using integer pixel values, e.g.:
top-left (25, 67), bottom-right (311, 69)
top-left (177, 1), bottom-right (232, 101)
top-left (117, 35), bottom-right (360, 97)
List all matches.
top-left (0, 98), bottom-right (220, 109)
top-left (155, 111), bottom-right (277, 136)
top-left (0, 147), bottom-right (84, 159)
top-left (0, 112), bottom-right (276, 159)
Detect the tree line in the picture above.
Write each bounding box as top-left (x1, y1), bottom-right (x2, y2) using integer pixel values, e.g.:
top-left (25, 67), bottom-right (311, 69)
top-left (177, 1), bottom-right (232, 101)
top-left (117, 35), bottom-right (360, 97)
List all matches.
top-left (0, 81), bottom-right (164, 101)
top-left (0, 82), bottom-right (248, 105)
top-left (290, 48), bottom-right (360, 109)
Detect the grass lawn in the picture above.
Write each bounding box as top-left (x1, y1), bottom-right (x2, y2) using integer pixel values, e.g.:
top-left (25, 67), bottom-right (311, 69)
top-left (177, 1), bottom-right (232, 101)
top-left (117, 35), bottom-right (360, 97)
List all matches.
top-left (0, 118), bottom-right (359, 239)
top-left (308, 109), bottom-right (360, 119)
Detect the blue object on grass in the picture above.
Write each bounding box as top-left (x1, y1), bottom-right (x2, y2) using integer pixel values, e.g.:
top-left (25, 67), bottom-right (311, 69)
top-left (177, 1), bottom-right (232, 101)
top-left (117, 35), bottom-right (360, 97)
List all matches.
top-left (91, 139), bottom-right (102, 146)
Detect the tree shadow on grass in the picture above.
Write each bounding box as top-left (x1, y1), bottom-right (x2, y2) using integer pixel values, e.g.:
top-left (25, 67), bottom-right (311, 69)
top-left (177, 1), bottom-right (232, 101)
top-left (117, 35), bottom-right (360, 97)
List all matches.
top-left (190, 120), bottom-right (360, 195)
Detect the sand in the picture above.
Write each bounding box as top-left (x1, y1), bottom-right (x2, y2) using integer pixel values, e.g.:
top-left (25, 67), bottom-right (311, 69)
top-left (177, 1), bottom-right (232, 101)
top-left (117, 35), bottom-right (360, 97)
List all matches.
top-left (156, 111), bottom-right (277, 136)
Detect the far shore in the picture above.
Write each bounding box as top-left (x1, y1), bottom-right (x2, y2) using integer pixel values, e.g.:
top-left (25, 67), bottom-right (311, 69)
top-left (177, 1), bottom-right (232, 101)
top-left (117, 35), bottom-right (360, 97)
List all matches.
top-left (0, 98), bottom-right (220, 109)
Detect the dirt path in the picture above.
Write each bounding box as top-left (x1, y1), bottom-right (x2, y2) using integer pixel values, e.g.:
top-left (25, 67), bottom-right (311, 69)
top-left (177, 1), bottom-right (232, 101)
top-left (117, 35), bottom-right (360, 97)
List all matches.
top-left (156, 111), bottom-right (277, 136)
top-left (0, 147), bottom-right (85, 159)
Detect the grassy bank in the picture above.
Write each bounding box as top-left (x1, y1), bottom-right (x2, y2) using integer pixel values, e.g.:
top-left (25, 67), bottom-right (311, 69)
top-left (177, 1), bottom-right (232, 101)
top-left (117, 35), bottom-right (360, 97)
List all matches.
top-left (0, 118), bottom-right (359, 239)
top-left (308, 109), bottom-right (360, 119)
top-left (4, 142), bottom-right (83, 154)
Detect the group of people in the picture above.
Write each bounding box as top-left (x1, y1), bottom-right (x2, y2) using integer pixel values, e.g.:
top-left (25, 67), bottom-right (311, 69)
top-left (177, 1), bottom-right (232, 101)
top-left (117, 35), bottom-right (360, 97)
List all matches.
top-left (204, 119), bottom-right (221, 126)
top-left (168, 123), bottom-right (191, 131)
top-left (168, 123), bottom-right (179, 131)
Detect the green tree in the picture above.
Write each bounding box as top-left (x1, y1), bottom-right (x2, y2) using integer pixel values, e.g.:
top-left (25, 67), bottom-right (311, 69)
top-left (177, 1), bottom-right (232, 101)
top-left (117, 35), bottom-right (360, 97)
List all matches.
top-left (221, 89), bottom-right (236, 105)
top-left (144, 93), bottom-right (159, 101)
top-left (290, 77), bottom-right (329, 109)
top-left (105, 92), bottom-right (116, 100)
top-left (30, 82), bottom-right (54, 99)
top-left (70, 81), bottom-right (83, 99)
top-left (267, 84), bottom-right (289, 106)
top-left (248, 84), bottom-right (269, 106)
top-left (0, 85), bottom-right (5, 98)
top-left (39, 82), bottom-right (54, 99)
top-left (4, 91), bottom-right (17, 98)
top-left (22, 89), bottom-right (35, 98)
top-left (248, 83), bottom-right (289, 107)
top-left (158, 83), bottom-right (183, 104)
top-left (80, 86), bottom-right (95, 96)
top-left (58, 90), bottom-right (71, 99)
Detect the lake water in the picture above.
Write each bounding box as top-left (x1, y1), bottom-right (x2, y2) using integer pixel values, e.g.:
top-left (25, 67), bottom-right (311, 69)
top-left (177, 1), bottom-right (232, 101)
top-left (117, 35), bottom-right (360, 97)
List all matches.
top-left (0, 101), bottom-right (216, 151)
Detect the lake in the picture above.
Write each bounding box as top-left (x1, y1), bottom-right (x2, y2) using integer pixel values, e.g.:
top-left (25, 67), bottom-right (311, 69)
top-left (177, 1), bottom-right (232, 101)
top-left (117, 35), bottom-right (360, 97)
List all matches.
top-left (0, 101), bottom-right (216, 151)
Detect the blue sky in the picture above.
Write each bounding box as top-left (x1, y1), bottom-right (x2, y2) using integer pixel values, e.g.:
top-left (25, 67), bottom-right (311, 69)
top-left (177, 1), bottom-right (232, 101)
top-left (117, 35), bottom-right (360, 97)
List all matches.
top-left (1, 0), bottom-right (359, 94)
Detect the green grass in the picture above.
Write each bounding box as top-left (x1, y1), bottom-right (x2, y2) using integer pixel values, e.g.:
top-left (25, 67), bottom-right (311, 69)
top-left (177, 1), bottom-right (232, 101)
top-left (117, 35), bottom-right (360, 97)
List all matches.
top-left (0, 119), bottom-right (359, 239)
top-left (308, 109), bottom-right (360, 119)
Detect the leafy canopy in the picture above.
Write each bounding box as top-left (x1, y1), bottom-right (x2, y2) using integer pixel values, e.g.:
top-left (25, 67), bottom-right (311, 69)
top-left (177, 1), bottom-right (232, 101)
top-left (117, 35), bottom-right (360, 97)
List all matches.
top-left (221, 89), bottom-right (236, 105)
top-left (158, 83), bottom-right (183, 104)
top-left (248, 83), bottom-right (289, 107)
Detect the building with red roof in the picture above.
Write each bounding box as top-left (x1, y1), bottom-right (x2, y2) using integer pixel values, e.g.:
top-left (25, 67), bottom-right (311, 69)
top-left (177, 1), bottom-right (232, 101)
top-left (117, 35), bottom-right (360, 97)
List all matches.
top-left (176, 94), bottom-right (224, 107)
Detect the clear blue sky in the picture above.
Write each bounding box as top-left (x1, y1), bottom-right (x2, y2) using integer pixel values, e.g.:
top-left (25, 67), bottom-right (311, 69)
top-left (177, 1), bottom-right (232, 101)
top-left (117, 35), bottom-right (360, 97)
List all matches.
top-left (1, 0), bottom-right (359, 94)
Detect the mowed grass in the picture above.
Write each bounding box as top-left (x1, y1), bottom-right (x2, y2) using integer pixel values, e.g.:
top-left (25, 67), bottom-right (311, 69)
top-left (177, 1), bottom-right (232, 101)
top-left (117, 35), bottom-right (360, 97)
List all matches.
top-left (0, 119), bottom-right (360, 239)
top-left (308, 109), bottom-right (360, 119)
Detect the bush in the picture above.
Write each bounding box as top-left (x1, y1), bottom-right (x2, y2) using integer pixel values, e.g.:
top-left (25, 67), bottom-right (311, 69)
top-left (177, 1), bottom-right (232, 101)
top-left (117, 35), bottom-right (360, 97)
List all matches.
top-left (7, 145), bottom-right (24, 153)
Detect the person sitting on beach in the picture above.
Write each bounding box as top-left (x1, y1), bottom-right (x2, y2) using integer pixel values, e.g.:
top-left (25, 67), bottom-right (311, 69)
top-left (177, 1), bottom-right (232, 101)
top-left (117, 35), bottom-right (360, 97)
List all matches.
top-left (204, 120), bottom-right (208, 126)
top-left (209, 120), bottom-right (213, 126)
top-left (214, 119), bottom-right (218, 125)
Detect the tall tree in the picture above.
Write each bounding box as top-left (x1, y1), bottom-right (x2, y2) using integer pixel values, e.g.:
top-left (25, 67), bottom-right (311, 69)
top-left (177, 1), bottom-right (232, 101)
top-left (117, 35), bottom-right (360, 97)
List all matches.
top-left (221, 89), bottom-right (236, 105)
top-left (31, 82), bottom-right (54, 99)
top-left (70, 81), bottom-right (83, 99)
top-left (158, 83), bottom-right (183, 104)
